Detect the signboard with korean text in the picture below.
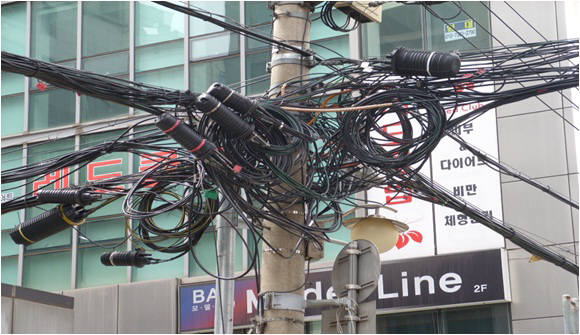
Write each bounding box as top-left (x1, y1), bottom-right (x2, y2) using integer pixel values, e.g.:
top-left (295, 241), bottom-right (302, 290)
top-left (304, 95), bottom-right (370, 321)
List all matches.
top-left (178, 249), bottom-right (510, 332)
top-left (431, 99), bottom-right (505, 254)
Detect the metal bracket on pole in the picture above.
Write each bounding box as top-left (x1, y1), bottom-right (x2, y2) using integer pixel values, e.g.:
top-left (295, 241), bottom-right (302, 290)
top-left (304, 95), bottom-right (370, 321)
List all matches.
top-left (262, 292), bottom-right (306, 312)
top-left (267, 53), bottom-right (316, 72)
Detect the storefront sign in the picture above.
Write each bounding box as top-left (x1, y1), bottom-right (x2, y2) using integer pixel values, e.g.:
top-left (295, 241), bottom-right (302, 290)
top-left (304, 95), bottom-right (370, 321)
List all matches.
top-left (179, 249), bottom-right (509, 332)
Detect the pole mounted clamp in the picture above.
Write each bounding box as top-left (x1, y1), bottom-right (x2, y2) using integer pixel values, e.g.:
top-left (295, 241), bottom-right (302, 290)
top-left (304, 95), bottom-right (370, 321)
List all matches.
top-left (266, 53), bottom-right (316, 72)
top-left (262, 292), bottom-right (306, 312)
top-left (268, 1), bottom-right (317, 11)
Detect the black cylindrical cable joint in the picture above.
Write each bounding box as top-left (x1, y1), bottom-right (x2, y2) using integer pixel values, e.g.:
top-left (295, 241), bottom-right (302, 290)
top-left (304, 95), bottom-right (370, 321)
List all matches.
top-left (206, 82), bottom-right (258, 116)
top-left (10, 204), bottom-right (88, 246)
top-left (156, 113), bottom-right (216, 158)
top-left (196, 93), bottom-right (254, 139)
top-left (37, 187), bottom-right (102, 205)
top-left (391, 47), bottom-right (461, 77)
top-left (100, 249), bottom-right (153, 268)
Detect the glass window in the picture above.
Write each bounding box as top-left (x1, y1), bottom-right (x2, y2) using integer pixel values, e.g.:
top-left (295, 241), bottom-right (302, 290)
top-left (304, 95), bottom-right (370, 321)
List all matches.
top-left (1, 2), bottom-right (26, 55)
top-left (191, 32), bottom-right (240, 61)
top-left (311, 8), bottom-right (349, 41)
top-left (1, 94), bottom-right (25, 137)
top-left (23, 251), bottom-right (71, 291)
top-left (81, 52), bottom-right (129, 123)
top-left (1, 146), bottom-right (23, 230)
top-left (1, 256), bottom-right (18, 285)
top-left (245, 1), bottom-right (270, 27)
top-left (25, 138), bottom-right (75, 251)
top-left (135, 66), bottom-right (184, 91)
top-left (363, 3), bottom-right (423, 58)
top-left (136, 40), bottom-right (184, 72)
top-left (190, 2), bottom-right (239, 36)
top-left (442, 304), bottom-right (511, 334)
top-left (246, 24), bottom-right (272, 52)
top-left (31, 1), bottom-right (77, 62)
top-left (77, 245), bottom-right (127, 288)
top-left (83, 51), bottom-right (129, 76)
top-left (132, 249), bottom-right (185, 282)
top-left (81, 96), bottom-right (129, 123)
top-left (82, 1), bottom-right (130, 57)
top-left (29, 88), bottom-right (76, 131)
top-left (189, 230), bottom-right (217, 277)
top-left (2, 71), bottom-right (25, 96)
top-left (305, 320), bottom-right (322, 334)
top-left (245, 51), bottom-right (270, 96)
top-left (311, 36), bottom-right (350, 74)
top-left (79, 130), bottom-right (129, 218)
top-left (135, 1), bottom-right (184, 47)
top-left (190, 56), bottom-right (240, 93)
top-left (2, 231), bottom-right (19, 256)
top-left (79, 217), bottom-right (126, 244)
top-left (376, 303), bottom-right (511, 334)
top-left (426, 2), bottom-right (492, 52)
top-left (378, 310), bottom-right (438, 334)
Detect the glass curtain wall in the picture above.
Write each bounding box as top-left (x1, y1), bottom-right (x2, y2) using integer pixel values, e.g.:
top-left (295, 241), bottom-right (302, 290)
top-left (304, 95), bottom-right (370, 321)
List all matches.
top-left (0, 0), bottom-right (353, 292)
top-left (2, 3), bottom-right (26, 136)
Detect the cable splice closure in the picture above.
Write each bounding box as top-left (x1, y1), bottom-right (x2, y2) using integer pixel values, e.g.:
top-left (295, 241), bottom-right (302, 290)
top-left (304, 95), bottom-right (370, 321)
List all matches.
top-left (391, 47), bottom-right (461, 77)
top-left (100, 249), bottom-right (154, 268)
top-left (37, 187), bottom-right (102, 206)
top-left (10, 204), bottom-right (88, 246)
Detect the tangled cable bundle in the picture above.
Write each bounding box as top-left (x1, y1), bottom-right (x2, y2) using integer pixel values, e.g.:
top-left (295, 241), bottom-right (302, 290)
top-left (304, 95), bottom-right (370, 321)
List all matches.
top-left (1, 30), bottom-right (578, 273)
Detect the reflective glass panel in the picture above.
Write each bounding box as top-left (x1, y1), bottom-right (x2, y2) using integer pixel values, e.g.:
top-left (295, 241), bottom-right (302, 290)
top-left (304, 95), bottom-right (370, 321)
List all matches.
top-left (1, 3), bottom-right (26, 55)
top-left (1, 256), bottom-right (18, 285)
top-left (136, 1), bottom-right (184, 46)
top-left (23, 251), bottom-right (71, 291)
top-left (190, 32), bottom-right (240, 60)
top-left (190, 1), bottom-right (239, 36)
top-left (82, 1), bottom-right (130, 57)
top-left (245, 51), bottom-right (270, 96)
top-left (363, 3), bottom-right (423, 57)
top-left (25, 138), bottom-right (75, 250)
top-left (1, 146), bottom-right (23, 230)
top-left (190, 56), bottom-right (240, 93)
top-left (136, 40), bottom-right (184, 72)
top-left (31, 1), bottom-right (77, 62)
top-left (29, 88), bottom-right (76, 130)
top-left (245, 1), bottom-right (270, 26)
top-left (77, 245), bottom-right (128, 288)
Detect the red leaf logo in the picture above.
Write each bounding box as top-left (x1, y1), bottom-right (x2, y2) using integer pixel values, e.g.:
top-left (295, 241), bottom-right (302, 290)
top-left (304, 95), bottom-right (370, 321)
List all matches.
top-left (36, 81), bottom-right (47, 91)
top-left (396, 233), bottom-right (409, 249)
top-left (396, 230), bottom-right (423, 249)
top-left (407, 230), bottom-right (423, 243)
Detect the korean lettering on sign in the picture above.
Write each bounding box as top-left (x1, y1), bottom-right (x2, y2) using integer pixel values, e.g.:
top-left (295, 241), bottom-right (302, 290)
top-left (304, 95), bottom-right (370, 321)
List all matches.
top-left (31, 151), bottom-right (179, 194)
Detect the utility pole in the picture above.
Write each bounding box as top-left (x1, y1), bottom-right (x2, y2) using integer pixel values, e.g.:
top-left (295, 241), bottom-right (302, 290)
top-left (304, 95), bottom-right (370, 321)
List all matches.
top-left (259, 2), bottom-right (313, 334)
top-left (214, 198), bottom-right (236, 334)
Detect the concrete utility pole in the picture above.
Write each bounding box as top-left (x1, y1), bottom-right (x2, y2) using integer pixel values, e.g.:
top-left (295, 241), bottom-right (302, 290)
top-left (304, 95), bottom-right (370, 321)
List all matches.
top-left (259, 2), bottom-right (313, 334)
top-left (214, 198), bottom-right (236, 334)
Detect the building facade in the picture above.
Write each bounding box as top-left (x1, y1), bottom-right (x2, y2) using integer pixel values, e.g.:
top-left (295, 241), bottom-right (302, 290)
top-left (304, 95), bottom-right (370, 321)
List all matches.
top-left (1, 1), bottom-right (578, 333)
